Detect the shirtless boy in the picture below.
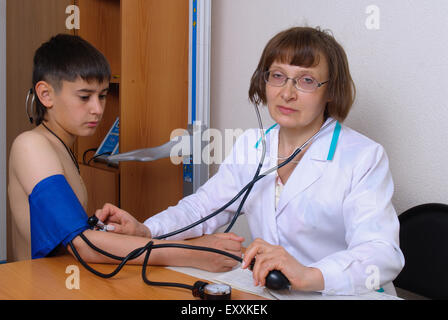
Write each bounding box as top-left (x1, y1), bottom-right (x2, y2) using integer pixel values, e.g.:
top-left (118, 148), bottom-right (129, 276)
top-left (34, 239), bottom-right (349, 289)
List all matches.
top-left (8, 34), bottom-right (243, 270)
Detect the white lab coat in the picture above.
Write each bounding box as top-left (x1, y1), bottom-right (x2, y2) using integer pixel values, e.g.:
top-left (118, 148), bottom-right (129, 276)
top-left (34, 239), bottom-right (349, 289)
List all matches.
top-left (145, 118), bottom-right (405, 296)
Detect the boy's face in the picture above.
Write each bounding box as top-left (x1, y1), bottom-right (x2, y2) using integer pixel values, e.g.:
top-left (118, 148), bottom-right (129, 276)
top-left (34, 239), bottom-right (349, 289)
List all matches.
top-left (49, 77), bottom-right (109, 137)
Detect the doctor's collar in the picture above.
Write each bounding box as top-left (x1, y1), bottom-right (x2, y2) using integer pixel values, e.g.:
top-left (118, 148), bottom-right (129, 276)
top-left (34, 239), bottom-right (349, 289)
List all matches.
top-left (254, 119), bottom-right (341, 161)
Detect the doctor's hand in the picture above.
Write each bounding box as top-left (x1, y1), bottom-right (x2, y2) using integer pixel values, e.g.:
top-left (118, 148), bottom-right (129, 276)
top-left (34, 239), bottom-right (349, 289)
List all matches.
top-left (242, 238), bottom-right (324, 292)
top-left (186, 233), bottom-right (245, 272)
top-left (95, 203), bottom-right (151, 238)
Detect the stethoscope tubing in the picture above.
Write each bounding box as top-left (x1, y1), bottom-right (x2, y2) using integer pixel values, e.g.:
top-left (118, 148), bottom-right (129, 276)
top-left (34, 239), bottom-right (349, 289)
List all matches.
top-left (70, 232), bottom-right (243, 291)
top-left (70, 116), bottom-right (336, 296)
top-left (154, 118), bottom-right (337, 240)
top-left (224, 105), bottom-right (266, 233)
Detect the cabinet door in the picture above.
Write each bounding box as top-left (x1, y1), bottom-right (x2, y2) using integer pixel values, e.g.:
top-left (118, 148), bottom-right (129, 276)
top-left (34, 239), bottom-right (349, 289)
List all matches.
top-left (120, 0), bottom-right (189, 222)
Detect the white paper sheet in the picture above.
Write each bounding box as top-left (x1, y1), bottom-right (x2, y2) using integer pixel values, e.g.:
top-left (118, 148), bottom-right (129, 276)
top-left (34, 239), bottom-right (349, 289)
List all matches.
top-left (166, 265), bottom-right (402, 300)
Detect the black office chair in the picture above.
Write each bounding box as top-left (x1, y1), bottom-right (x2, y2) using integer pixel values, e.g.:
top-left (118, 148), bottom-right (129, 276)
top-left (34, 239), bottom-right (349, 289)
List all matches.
top-left (393, 203), bottom-right (448, 300)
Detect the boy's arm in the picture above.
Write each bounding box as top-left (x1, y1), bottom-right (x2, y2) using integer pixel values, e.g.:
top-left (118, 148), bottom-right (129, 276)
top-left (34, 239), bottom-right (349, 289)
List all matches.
top-left (10, 132), bottom-right (241, 270)
top-left (68, 230), bottom-right (242, 272)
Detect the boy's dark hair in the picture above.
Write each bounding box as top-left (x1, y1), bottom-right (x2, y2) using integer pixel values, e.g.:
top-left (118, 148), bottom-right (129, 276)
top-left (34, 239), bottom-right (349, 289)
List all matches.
top-left (249, 26), bottom-right (355, 122)
top-left (32, 34), bottom-right (111, 125)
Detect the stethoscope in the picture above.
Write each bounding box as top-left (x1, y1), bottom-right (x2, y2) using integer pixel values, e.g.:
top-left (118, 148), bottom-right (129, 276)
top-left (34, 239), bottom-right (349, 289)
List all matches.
top-left (69, 105), bottom-right (339, 299)
top-left (25, 88), bottom-right (36, 124)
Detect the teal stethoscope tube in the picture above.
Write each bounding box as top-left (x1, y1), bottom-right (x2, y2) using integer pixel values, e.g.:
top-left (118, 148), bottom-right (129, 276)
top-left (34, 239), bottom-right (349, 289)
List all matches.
top-left (327, 121), bottom-right (341, 161)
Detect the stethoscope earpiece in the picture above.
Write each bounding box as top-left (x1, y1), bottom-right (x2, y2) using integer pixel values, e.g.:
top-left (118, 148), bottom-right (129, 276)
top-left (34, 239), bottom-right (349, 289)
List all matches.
top-left (25, 88), bottom-right (35, 124)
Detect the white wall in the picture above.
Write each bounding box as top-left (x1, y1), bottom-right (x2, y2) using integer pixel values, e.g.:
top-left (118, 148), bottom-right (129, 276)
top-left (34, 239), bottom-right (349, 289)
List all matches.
top-left (211, 0), bottom-right (448, 243)
top-left (0, 0), bottom-right (7, 262)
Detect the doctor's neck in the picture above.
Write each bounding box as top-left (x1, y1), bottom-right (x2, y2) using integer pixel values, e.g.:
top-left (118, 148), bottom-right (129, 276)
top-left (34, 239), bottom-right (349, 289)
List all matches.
top-left (278, 117), bottom-right (325, 152)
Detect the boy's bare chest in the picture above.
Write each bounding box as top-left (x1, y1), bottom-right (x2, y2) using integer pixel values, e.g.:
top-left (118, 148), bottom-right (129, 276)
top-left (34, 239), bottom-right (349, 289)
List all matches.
top-left (66, 169), bottom-right (88, 208)
top-left (57, 149), bottom-right (88, 210)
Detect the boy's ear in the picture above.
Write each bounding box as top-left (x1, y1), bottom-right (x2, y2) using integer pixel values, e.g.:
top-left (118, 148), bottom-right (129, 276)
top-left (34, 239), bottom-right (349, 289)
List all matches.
top-left (34, 81), bottom-right (55, 108)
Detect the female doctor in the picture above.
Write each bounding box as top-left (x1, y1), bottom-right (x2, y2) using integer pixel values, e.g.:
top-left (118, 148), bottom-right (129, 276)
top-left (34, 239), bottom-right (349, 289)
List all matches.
top-left (97, 26), bottom-right (405, 296)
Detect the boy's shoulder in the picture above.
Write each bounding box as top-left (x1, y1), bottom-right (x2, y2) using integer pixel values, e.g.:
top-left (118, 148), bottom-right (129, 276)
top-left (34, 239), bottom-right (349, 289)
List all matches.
top-left (12, 128), bottom-right (50, 147)
top-left (9, 128), bottom-right (65, 194)
top-left (10, 129), bottom-right (56, 161)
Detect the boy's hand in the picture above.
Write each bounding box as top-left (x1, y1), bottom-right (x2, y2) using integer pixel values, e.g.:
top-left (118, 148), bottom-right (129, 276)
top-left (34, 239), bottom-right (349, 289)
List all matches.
top-left (95, 203), bottom-right (151, 238)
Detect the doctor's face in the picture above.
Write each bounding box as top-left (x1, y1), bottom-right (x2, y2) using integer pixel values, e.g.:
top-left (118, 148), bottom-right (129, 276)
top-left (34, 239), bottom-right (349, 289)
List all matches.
top-left (265, 56), bottom-right (331, 131)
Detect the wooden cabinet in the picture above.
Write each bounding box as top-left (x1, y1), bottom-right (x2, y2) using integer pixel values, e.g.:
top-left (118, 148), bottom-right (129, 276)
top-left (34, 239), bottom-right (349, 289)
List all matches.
top-left (76, 0), bottom-right (189, 222)
top-left (120, 0), bottom-right (189, 220)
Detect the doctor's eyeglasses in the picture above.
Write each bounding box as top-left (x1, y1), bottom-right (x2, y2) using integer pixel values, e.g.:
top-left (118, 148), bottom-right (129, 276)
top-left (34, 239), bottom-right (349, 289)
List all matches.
top-left (264, 71), bottom-right (329, 93)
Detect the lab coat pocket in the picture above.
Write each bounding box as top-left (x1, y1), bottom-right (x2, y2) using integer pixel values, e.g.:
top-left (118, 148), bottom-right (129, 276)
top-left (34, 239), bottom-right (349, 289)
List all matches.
top-left (279, 196), bottom-right (320, 234)
top-left (281, 192), bottom-right (341, 235)
top-left (302, 200), bottom-right (320, 230)
top-left (298, 197), bottom-right (324, 233)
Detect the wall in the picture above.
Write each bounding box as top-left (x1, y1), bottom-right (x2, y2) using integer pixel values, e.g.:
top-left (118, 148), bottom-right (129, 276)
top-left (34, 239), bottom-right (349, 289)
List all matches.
top-left (0, 0), bottom-right (6, 263)
top-left (211, 0), bottom-right (448, 244)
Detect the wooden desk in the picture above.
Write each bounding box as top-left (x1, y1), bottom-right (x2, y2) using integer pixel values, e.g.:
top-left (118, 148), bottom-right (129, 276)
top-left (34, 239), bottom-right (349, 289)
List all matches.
top-left (0, 255), bottom-right (265, 300)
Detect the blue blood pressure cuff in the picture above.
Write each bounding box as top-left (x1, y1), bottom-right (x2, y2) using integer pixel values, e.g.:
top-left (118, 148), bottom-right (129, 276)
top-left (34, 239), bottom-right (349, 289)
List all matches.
top-left (29, 174), bottom-right (90, 259)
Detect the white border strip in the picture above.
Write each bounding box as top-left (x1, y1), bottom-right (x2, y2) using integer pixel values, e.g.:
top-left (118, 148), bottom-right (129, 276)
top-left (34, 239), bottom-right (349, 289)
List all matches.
top-left (188, 0), bottom-right (211, 127)
top-left (0, 0), bottom-right (7, 262)
top-left (188, 0), bottom-right (211, 192)
top-left (196, 0), bottom-right (211, 128)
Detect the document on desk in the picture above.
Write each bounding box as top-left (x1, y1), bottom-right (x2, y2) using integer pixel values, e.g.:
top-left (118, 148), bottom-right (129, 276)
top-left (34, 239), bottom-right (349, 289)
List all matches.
top-left (166, 265), bottom-right (402, 300)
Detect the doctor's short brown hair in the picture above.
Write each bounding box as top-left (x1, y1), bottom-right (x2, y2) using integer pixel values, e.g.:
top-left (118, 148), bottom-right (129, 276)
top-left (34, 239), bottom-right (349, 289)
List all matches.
top-left (248, 26), bottom-right (356, 122)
